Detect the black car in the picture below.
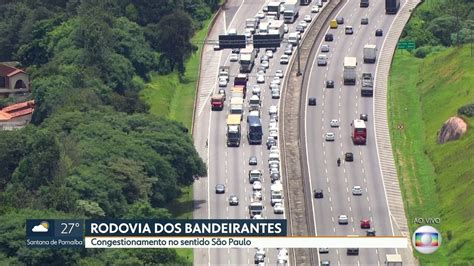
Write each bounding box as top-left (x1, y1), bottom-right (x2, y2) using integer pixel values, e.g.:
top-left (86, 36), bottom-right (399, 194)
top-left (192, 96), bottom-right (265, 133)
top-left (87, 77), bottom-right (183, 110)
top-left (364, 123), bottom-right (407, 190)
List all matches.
top-left (347, 248), bottom-right (359, 255)
top-left (345, 152), bottom-right (354, 162)
top-left (326, 80), bottom-right (334, 88)
top-left (271, 173), bottom-right (280, 183)
top-left (367, 229), bottom-right (376, 236)
top-left (232, 48), bottom-right (240, 54)
top-left (375, 29), bottom-right (383, 36)
top-left (296, 25), bottom-right (305, 33)
top-left (336, 17), bottom-right (344, 24)
top-left (325, 33), bottom-right (334, 41)
top-left (314, 189), bottom-right (324, 198)
top-left (309, 97), bottom-right (317, 106)
top-left (361, 17), bottom-right (369, 25)
top-left (360, 113), bottom-right (368, 121)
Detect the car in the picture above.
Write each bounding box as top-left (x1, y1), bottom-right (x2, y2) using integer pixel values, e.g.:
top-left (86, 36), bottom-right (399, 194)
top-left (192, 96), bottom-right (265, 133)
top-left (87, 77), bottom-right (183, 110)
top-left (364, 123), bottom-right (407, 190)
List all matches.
top-left (360, 113), bottom-right (368, 121)
top-left (345, 152), bottom-right (354, 161)
top-left (275, 69), bottom-right (284, 78)
top-left (270, 113), bottom-right (278, 122)
top-left (252, 85), bottom-right (261, 96)
top-left (367, 228), bottom-right (376, 236)
top-left (280, 55), bottom-right (289, 64)
top-left (271, 172), bottom-right (280, 183)
top-left (311, 5), bottom-right (320, 13)
top-left (218, 78), bottom-right (228, 87)
top-left (317, 54), bottom-right (327, 66)
top-left (244, 29), bottom-right (252, 38)
top-left (345, 26), bottom-right (353, 35)
top-left (308, 97), bottom-right (317, 106)
top-left (284, 47), bottom-right (293, 55)
top-left (227, 28), bottom-right (237, 35)
top-left (268, 161), bottom-right (279, 170)
top-left (218, 88), bottom-right (226, 100)
top-left (269, 105), bottom-right (278, 115)
top-left (272, 76), bottom-right (281, 85)
top-left (321, 44), bottom-right (330, 52)
top-left (252, 214), bottom-right (263, 219)
top-left (325, 132), bottom-right (335, 141)
top-left (319, 248), bottom-right (329, 254)
top-left (270, 167), bottom-right (280, 176)
top-left (254, 252), bottom-right (265, 263)
top-left (273, 203), bottom-right (284, 214)
top-left (375, 28), bottom-right (383, 36)
top-left (256, 11), bottom-right (265, 19)
top-left (266, 50), bottom-right (274, 58)
top-left (325, 33), bottom-right (333, 41)
top-left (338, 215), bottom-right (349, 224)
top-left (330, 119), bottom-right (339, 127)
top-left (271, 89), bottom-right (280, 99)
top-left (284, 24), bottom-right (289, 33)
top-left (230, 54), bottom-right (239, 62)
top-left (253, 190), bottom-right (263, 200)
top-left (257, 73), bottom-right (265, 83)
top-left (261, 60), bottom-right (269, 68)
top-left (261, 55), bottom-right (269, 63)
top-left (326, 80), bottom-right (334, 88)
top-left (360, 218), bottom-right (371, 229)
top-left (321, 260), bottom-right (330, 266)
top-left (249, 156), bottom-right (258, 165)
top-left (213, 44), bottom-right (220, 51)
top-left (266, 47), bottom-right (277, 52)
top-left (347, 248), bottom-right (359, 255)
top-left (256, 247), bottom-right (266, 257)
top-left (228, 195), bottom-right (239, 205)
top-left (232, 48), bottom-right (240, 54)
top-left (249, 170), bottom-right (262, 183)
top-left (336, 17), bottom-right (344, 24)
top-left (252, 181), bottom-right (263, 191)
top-left (270, 83), bottom-right (280, 91)
top-left (296, 25), bottom-right (305, 33)
top-left (361, 17), bottom-right (369, 25)
top-left (314, 189), bottom-right (324, 198)
top-left (215, 184), bottom-right (225, 194)
top-left (257, 65), bottom-right (267, 73)
top-left (266, 137), bottom-right (277, 149)
top-left (352, 185), bottom-right (363, 195)
top-left (299, 20), bottom-right (308, 29)
top-left (317, 0), bottom-right (323, 7)
top-left (304, 15), bottom-right (312, 22)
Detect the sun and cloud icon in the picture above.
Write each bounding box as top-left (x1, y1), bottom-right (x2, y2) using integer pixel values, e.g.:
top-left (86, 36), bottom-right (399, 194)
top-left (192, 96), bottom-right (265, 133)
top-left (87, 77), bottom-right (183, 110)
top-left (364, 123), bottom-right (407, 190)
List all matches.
top-left (32, 221), bottom-right (49, 233)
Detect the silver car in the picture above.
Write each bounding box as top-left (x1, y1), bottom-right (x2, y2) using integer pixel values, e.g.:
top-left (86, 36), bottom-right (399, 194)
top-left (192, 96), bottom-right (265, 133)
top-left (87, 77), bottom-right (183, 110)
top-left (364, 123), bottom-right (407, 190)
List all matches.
top-left (321, 44), bottom-right (330, 52)
top-left (325, 132), bottom-right (335, 141)
top-left (275, 69), bottom-right (284, 78)
top-left (261, 60), bottom-right (269, 69)
top-left (280, 55), bottom-right (289, 64)
top-left (271, 89), bottom-right (280, 99)
top-left (338, 215), bottom-right (349, 224)
top-left (257, 73), bottom-right (265, 83)
top-left (352, 186), bottom-right (363, 195)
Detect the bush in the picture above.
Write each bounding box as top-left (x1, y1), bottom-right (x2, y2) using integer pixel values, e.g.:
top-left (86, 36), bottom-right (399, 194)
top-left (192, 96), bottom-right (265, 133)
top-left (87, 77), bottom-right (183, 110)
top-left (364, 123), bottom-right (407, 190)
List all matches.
top-left (458, 103), bottom-right (474, 117)
top-left (414, 46), bottom-right (431, 58)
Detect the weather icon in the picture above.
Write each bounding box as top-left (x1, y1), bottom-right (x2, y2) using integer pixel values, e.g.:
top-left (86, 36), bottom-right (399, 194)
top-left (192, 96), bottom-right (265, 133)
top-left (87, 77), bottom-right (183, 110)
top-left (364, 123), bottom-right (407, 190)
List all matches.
top-left (32, 221), bottom-right (49, 233)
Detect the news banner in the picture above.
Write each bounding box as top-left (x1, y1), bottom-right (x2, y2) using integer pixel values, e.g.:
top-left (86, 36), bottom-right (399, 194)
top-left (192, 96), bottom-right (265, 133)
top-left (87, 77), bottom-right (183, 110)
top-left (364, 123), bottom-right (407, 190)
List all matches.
top-left (26, 219), bottom-right (408, 249)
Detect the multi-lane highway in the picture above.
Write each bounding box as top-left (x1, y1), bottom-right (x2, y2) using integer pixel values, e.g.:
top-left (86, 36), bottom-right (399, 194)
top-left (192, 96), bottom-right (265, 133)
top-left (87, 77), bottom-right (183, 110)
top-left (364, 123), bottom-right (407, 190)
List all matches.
top-left (194, 0), bottom-right (332, 264)
top-left (303, 0), bottom-right (407, 265)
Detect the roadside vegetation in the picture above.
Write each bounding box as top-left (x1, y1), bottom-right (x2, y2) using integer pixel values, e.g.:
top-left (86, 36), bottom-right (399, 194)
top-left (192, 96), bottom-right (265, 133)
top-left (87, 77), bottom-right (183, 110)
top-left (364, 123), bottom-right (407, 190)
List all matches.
top-left (0, 0), bottom-right (220, 264)
top-left (389, 46), bottom-right (473, 265)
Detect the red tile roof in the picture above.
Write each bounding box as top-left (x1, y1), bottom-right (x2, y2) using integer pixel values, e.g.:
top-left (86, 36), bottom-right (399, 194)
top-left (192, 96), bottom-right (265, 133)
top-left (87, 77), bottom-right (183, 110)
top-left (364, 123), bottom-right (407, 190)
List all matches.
top-left (0, 112), bottom-right (12, 121)
top-left (1, 100), bottom-right (35, 113)
top-left (0, 100), bottom-right (35, 120)
top-left (0, 64), bottom-right (25, 77)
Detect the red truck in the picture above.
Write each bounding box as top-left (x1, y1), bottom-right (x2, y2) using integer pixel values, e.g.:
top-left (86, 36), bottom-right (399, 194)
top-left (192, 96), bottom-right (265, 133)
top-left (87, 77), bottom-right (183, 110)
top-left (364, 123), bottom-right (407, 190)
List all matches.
top-left (233, 74), bottom-right (248, 97)
top-left (351, 119), bottom-right (367, 144)
top-left (210, 95), bottom-right (224, 111)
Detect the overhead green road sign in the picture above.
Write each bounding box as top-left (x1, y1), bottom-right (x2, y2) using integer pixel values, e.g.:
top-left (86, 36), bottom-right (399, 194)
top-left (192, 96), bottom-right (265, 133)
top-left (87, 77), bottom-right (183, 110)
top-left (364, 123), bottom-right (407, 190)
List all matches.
top-left (397, 40), bottom-right (416, 50)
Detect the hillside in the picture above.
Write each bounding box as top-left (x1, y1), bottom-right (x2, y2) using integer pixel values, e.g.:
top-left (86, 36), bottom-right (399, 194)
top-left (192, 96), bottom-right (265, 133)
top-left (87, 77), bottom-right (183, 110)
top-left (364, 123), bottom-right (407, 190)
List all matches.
top-left (388, 46), bottom-right (473, 264)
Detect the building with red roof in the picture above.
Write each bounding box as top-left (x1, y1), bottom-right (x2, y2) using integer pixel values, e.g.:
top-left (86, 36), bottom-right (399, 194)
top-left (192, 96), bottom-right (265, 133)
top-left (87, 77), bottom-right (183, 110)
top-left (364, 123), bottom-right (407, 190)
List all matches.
top-left (0, 63), bottom-right (30, 98)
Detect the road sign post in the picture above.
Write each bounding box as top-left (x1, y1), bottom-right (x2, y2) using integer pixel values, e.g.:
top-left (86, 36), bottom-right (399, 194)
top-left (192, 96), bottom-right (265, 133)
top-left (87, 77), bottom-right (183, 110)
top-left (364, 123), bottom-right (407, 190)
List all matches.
top-left (397, 40), bottom-right (416, 50)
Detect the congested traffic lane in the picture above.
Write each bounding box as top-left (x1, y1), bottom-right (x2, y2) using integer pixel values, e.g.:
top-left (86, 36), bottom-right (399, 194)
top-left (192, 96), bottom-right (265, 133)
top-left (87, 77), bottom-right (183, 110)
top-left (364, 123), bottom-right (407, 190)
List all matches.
top-left (304, 0), bottom-right (404, 264)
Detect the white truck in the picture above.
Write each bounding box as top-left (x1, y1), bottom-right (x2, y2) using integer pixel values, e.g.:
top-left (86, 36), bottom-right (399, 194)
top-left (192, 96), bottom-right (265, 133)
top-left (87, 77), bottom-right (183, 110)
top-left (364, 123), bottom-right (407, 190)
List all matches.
top-left (249, 94), bottom-right (261, 111)
top-left (245, 18), bottom-right (257, 33)
top-left (343, 57), bottom-right (357, 85)
top-left (267, 2), bottom-right (281, 19)
top-left (258, 21), bottom-right (270, 34)
top-left (271, 181), bottom-right (284, 205)
top-left (230, 97), bottom-right (244, 116)
top-left (363, 44), bottom-right (377, 63)
top-left (283, 0), bottom-right (300, 23)
top-left (385, 254), bottom-right (402, 266)
top-left (249, 202), bottom-right (264, 217)
top-left (239, 45), bottom-right (256, 73)
top-left (269, 20), bottom-right (285, 39)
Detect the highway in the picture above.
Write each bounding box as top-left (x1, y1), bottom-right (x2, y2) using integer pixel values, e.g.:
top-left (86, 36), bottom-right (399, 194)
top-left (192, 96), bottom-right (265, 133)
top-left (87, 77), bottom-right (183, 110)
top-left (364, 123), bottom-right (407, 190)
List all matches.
top-left (194, 0), bottom-right (331, 264)
top-left (302, 0), bottom-right (407, 265)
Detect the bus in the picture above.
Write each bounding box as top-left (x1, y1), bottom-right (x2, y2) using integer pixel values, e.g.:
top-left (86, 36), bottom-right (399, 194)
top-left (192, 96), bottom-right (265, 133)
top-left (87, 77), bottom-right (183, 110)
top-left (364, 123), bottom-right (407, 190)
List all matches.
top-left (352, 119), bottom-right (367, 144)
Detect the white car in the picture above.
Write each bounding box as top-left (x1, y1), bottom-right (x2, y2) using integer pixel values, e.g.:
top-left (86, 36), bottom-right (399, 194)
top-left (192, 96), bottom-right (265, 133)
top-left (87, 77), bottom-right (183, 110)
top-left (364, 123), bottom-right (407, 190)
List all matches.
top-left (271, 89), bottom-right (280, 99)
top-left (269, 128), bottom-right (279, 138)
top-left (338, 215), bottom-right (349, 224)
top-left (275, 69), bottom-right (284, 78)
top-left (253, 190), bottom-right (262, 200)
top-left (213, 44), bottom-right (220, 51)
top-left (273, 203), bottom-right (284, 214)
top-left (352, 186), bottom-right (363, 195)
top-left (272, 76), bottom-right (281, 85)
top-left (244, 29), bottom-right (252, 38)
top-left (266, 50), bottom-right (273, 58)
top-left (284, 47), bottom-right (293, 55)
top-left (321, 44), bottom-right (330, 52)
top-left (252, 181), bottom-right (263, 191)
top-left (218, 78), bottom-right (228, 87)
top-left (325, 132), bottom-right (335, 141)
top-left (280, 55), bottom-right (289, 64)
top-left (269, 121), bottom-right (278, 129)
top-left (261, 60), bottom-right (269, 69)
top-left (230, 54), bottom-right (239, 62)
top-left (317, 0), bottom-right (323, 7)
top-left (299, 20), bottom-right (308, 29)
top-left (269, 105), bottom-right (278, 115)
top-left (270, 83), bottom-right (280, 91)
top-left (311, 5), bottom-right (320, 13)
top-left (284, 24), bottom-right (289, 33)
top-left (257, 73), bottom-right (265, 83)
top-left (256, 11), bottom-right (265, 19)
top-left (252, 85), bottom-right (261, 96)
top-left (253, 214), bottom-right (263, 219)
top-left (330, 119), bottom-right (340, 127)
top-left (319, 248), bottom-right (329, 253)
top-left (304, 15), bottom-right (312, 22)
